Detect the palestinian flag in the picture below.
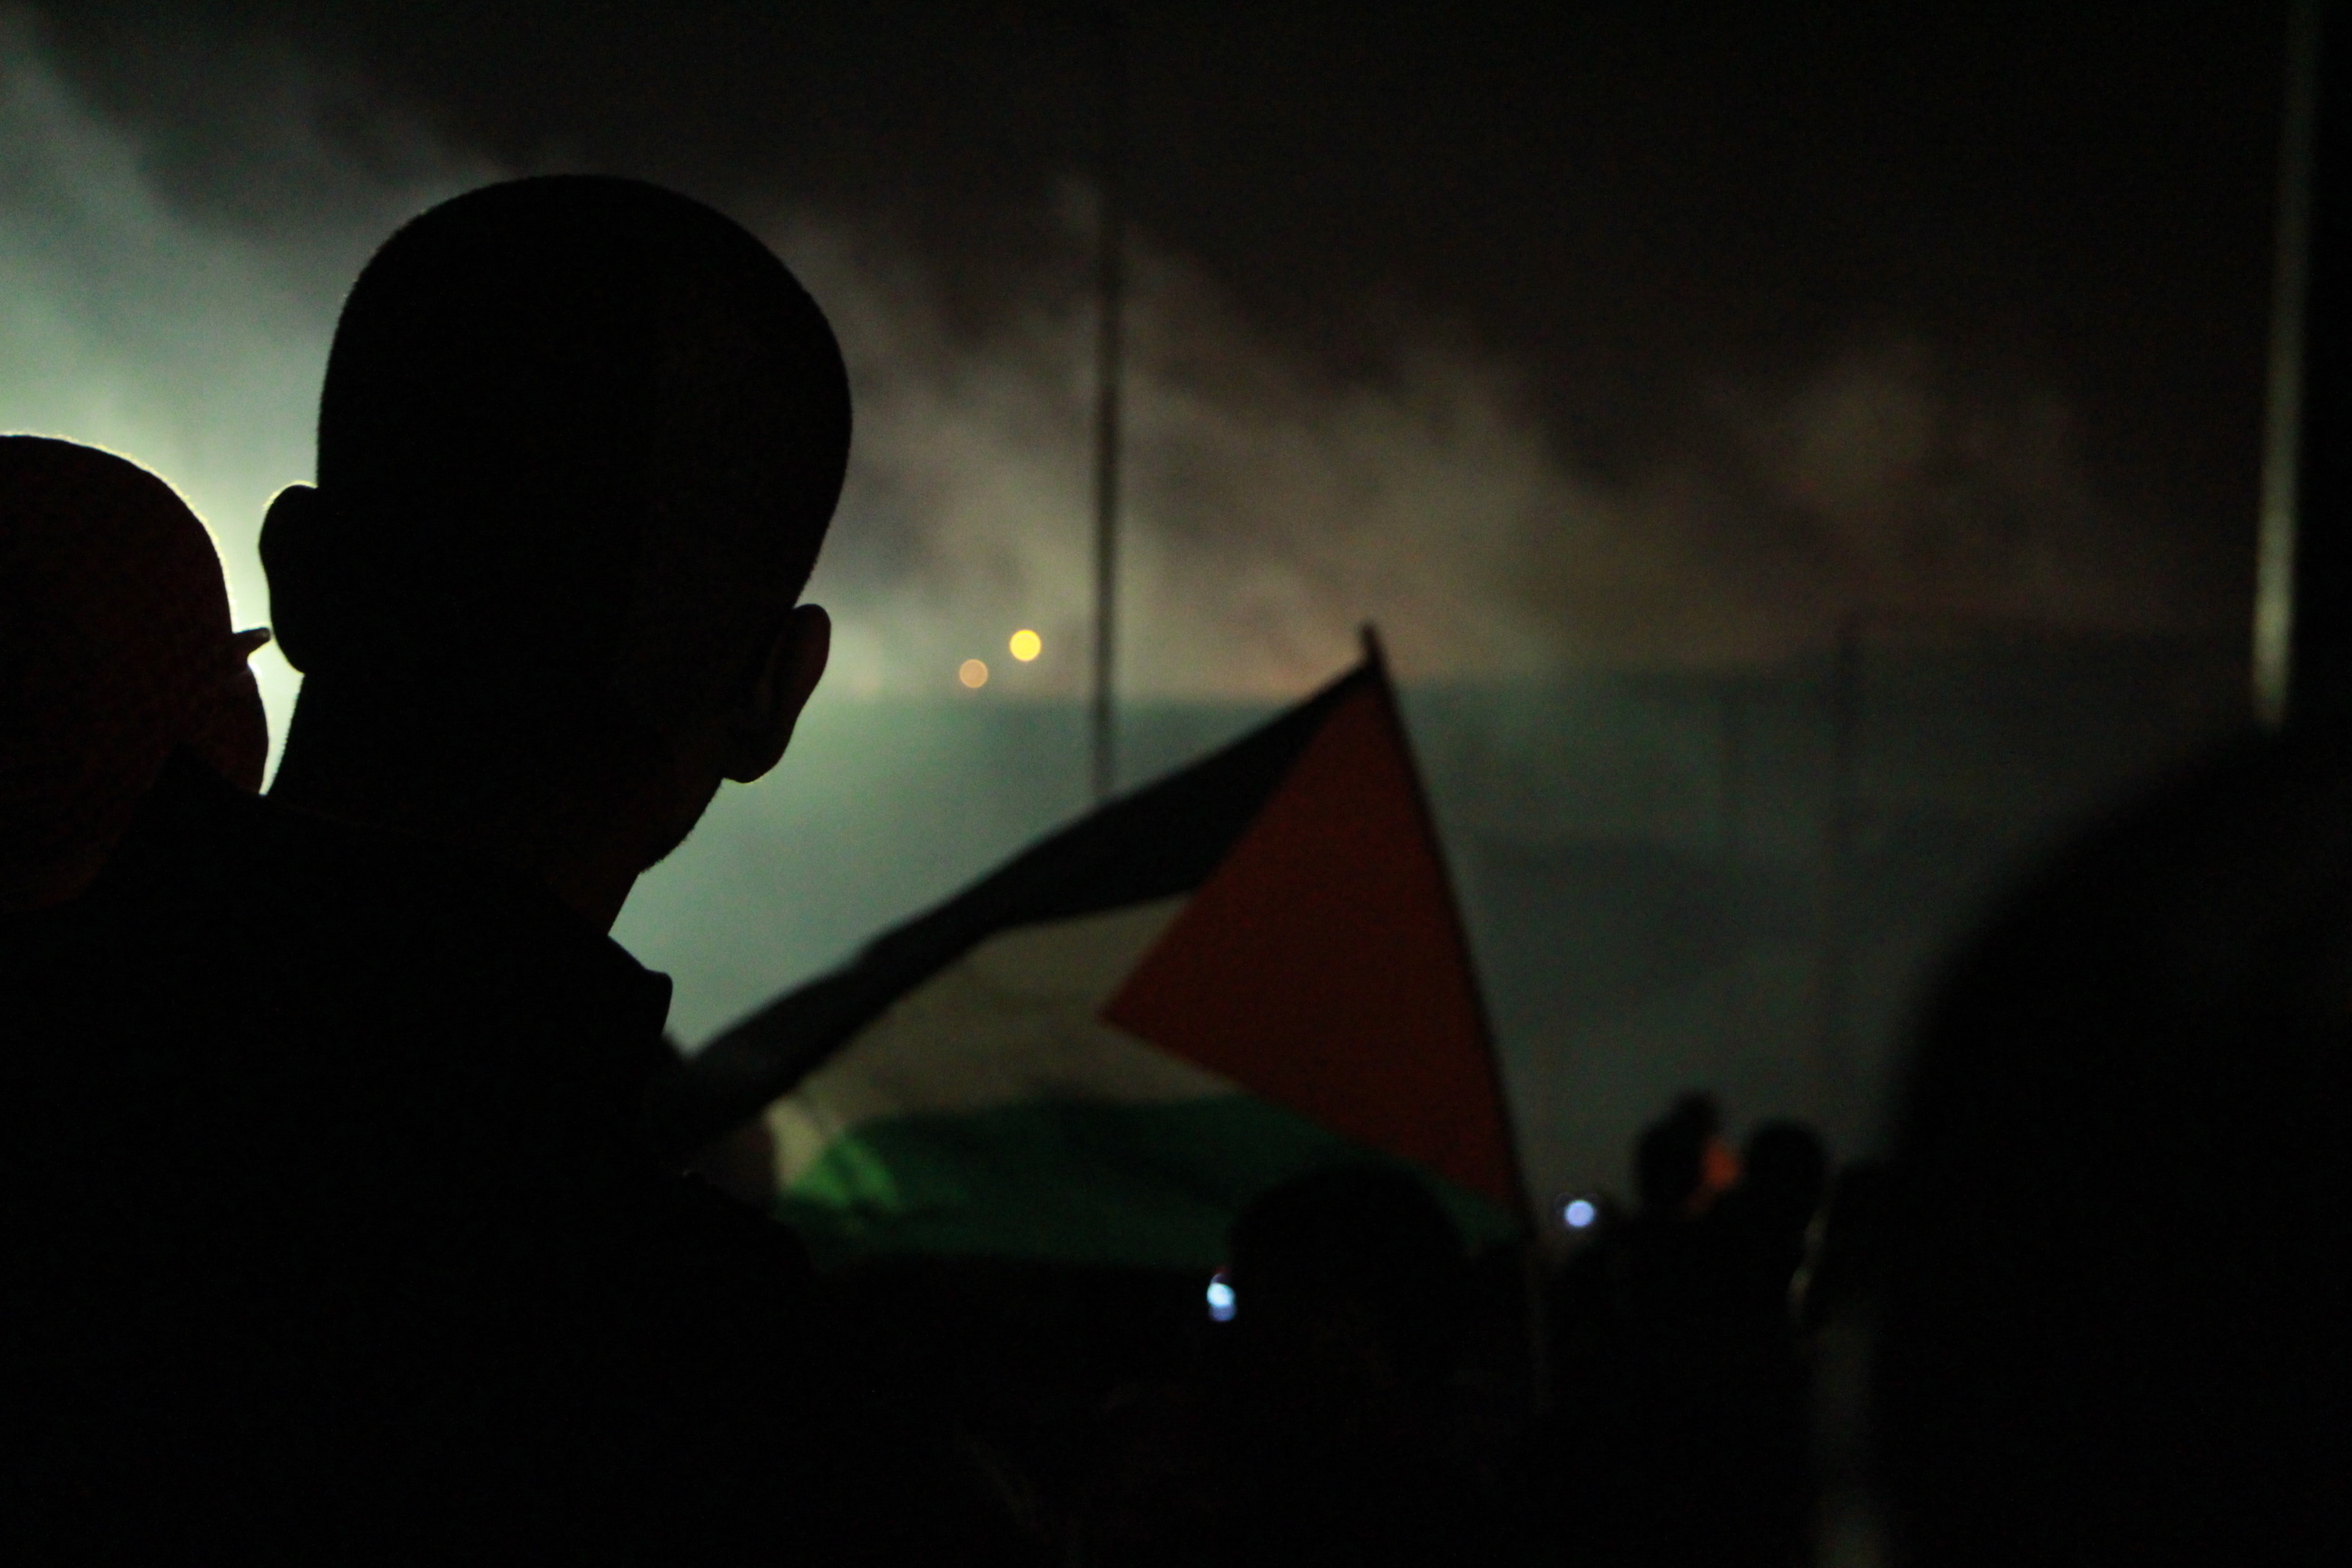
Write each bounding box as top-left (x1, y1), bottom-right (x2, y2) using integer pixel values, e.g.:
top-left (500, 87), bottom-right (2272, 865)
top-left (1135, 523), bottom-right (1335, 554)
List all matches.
top-left (649, 634), bottom-right (1526, 1269)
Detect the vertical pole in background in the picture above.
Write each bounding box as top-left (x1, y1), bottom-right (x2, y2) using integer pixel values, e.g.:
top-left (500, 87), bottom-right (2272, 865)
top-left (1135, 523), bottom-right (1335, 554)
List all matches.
top-left (2254, 0), bottom-right (2324, 728)
top-left (1718, 680), bottom-right (1750, 1143)
top-left (1818, 614), bottom-right (1861, 1126)
top-left (1091, 5), bottom-right (1128, 800)
top-left (1719, 683), bottom-right (1745, 856)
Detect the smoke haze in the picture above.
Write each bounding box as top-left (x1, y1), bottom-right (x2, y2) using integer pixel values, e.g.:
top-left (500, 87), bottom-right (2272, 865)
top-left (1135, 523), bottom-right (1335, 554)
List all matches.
top-left (3, 7), bottom-right (2239, 740)
top-left (791, 191), bottom-right (2230, 699)
top-left (0, 8), bottom-right (480, 753)
top-left (0, 4), bottom-right (2273, 1191)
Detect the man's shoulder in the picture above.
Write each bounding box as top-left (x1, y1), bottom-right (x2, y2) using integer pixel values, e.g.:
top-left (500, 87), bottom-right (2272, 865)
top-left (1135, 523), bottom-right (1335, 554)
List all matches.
top-left (244, 779), bottom-right (540, 947)
top-left (90, 751), bottom-right (499, 947)
top-left (64, 753), bottom-right (670, 1106)
top-left (141, 756), bottom-right (645, 1002)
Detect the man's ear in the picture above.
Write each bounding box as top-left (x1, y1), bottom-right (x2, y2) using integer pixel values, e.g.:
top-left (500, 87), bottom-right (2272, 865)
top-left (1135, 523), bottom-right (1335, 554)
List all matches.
top-left (258, 485), bottom-right (329, 675)
top-left (722, 603), bottom-right (831, 784)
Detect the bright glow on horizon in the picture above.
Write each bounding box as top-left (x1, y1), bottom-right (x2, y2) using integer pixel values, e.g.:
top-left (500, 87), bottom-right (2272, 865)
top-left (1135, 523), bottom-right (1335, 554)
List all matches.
top-left (1009, 629), bottom-right (1042, 662)
top-left (1206, 1269), bottom-right (1236, 1322)
top-left (958, 658), bottom-right (989, 689)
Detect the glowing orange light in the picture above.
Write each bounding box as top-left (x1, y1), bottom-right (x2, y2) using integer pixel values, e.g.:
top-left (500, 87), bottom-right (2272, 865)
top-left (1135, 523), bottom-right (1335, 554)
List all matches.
top-left (1009, 629), bottom-right (1043, 662)
top-left (959, 659), bottom-right (989, 689)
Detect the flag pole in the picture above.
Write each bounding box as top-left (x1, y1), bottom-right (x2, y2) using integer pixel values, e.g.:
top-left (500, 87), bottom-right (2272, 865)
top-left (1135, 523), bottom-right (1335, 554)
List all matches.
top-left (1356, 624), bottom-right (1534, 1228)
top-left (1358, 625), bottom-right (1551, 1408)
top-left (1090, 5), bottom-right (1128, 800)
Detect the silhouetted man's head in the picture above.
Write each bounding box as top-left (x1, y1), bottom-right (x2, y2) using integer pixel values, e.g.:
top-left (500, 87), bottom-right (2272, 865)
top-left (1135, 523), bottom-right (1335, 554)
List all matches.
top-left (263, 177), bottom-right (848, 911)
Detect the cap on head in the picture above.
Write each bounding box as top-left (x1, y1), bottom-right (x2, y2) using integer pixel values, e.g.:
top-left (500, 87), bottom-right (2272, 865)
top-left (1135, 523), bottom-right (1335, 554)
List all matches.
top-left (1, 436), bottom-right (267, 895)
top-left (286, 175), bottom-right (849, 718)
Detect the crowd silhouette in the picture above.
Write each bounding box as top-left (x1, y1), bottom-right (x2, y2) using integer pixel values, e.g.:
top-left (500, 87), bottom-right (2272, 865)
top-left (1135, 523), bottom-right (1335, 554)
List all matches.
top-left (3, 174), bottom-right (2343, 1563)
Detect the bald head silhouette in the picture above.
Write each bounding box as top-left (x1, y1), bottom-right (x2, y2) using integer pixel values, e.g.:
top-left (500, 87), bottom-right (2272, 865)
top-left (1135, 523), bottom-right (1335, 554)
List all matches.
top-left (263, 177), bottom-right (848, 926)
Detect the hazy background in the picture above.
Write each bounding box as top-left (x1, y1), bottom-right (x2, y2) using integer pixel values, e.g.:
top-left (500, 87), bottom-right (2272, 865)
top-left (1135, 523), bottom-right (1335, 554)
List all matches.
top-left (1, 1), bottom-right (2286, 1200)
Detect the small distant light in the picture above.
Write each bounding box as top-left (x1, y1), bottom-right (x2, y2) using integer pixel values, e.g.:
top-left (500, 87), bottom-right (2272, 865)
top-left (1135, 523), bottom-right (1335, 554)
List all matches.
top-left (1563, 1197), bottom-right (1598, 1231)
top-left (1009, 629), bottom-right (1043, 662)
top-left (958, 659), bottom-right (989, 689)
top-left (1206, 1269), bottom-right (1237, 1322)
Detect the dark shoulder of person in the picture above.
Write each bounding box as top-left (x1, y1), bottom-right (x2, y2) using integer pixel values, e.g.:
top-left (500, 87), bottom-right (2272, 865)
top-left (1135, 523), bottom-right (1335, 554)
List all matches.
top-left (2, 754), bottom-right (893, 1559)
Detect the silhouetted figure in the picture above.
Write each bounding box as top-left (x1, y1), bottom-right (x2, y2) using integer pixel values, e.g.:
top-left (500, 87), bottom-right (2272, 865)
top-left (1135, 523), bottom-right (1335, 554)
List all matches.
top-left (1734, 1120), bottom-right (1828, 1317)
top-left (1877, 730), bottom-right (2349, 1567)
top-left (1799, 1158), bottom-right (1884, 1338)
top-left (0, 179), bottom-right (995, 1563)
top-left (1078, 1164), bottom-right (1504, 1568)
top-left (1801, 1159), bottom-right (1886, 1563)
top-left (0, 436), bottom-right (269, 909)
top-left (1544, 1093), bottom-right (1803, 1568)
top-left (1722, 1121), bottom-right (1828, 1562)
top-left (1640, 1089), bottom-right (1740, 1219)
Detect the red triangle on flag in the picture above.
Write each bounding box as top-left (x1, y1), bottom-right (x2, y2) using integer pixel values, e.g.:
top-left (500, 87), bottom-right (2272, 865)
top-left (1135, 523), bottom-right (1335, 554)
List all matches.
top-left (1099, 665), bottom-right (1524, 1215)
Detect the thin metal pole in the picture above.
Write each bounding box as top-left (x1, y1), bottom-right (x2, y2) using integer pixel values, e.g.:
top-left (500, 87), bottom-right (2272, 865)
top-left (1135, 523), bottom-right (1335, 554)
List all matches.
top-left (1090, 5), bottom-right (1128, 800)
top-left (1818, 614), bottom-right (1861, 1120)
top-left (2253, 0), bottom-right (2323, 728)
top-left (1720, 683), bottom-right (1744, 857)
